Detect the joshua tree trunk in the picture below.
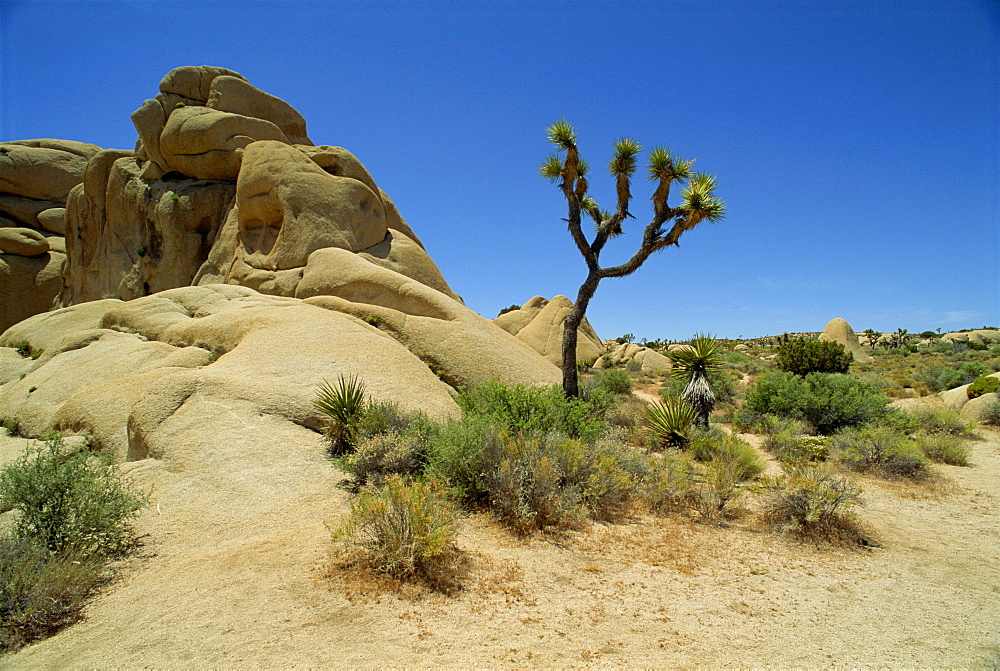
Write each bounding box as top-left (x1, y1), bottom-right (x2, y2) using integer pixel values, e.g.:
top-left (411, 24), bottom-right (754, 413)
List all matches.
top-left (561, 272), bottom-right (600, 398)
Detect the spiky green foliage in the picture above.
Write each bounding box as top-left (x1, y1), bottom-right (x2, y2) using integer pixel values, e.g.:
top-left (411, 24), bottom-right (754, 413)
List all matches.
top-left (539, 154), bottom-right (564, 182)
top-left (646, 147), bottom-right (694, 181)
top-left (669, 335), bottom-right (725, 428)
top-left (545, 117), bottom-right (577, 149)
top-left (315, 375), bottom-right (368, 454)
top-left (609, 138), bottom-right (642, 176)
top-left (679, 172), bottom-right (726, 224)
top-left (645, 397), bottom-right (697, 448)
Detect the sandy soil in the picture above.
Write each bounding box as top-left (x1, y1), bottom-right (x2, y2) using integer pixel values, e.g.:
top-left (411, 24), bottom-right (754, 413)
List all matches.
top-left (3, 427), bottom-right (999, 668)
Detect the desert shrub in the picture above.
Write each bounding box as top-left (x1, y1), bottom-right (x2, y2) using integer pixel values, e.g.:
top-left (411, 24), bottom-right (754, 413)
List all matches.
top-left (0, 435), bottom-right (147, 557)
top-left (914, 432), bottom-right (970, 466)
top-left (731, 409), bottom-right (769, 433)
top-left (315, 375), bottom-right (368, 454)
top-left (1, 416), bottom-right (22, 437)
top-left (980, 396), bottom-right (1000, 426)
top-left (686, 430), bottom-right (765, 518)
top-left (625, 359), bottom-right (642, 372)
top-left (645, 397), bottom-right (696, 449)
top-left (343, 432), bottom-right (428, 486)
top-left (424, 417), bottom-right (501, 503)
top-left (497, 304), bottom-right (521, 316)
top-left (744, 372), bottom-right (891, 434)
top-left (0, 535), bottom-right (103, 653)
top-left (762, 464), bottom-right (868, 543)
top-left (917, 361), bottom-right (991, 392)
top-left (643, 451), bottom-right (699, 514)
top-left (456, 381), bottom-right (608, 442)
top-left (776, 338), bottom-right (852, 376)
top-left (832, 425), bottom-right (930, 479)
top-left (763, 424), bottom-right (829, 464)
top-left (911, 407), bottom-right (974, 436)
top-left (967, 376), bottom-right (1000, 399)
top-left (871, 407), bottom-right (920, 433)
top-left (353, 401), bottom-right (435, 444)
top-left (589, 368), bottom-right (633, 396)
top-left (334, 476), bottom-right (461, 590)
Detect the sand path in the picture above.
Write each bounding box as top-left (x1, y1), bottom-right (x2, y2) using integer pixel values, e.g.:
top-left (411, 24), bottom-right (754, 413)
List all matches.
top-left (3, 428), bottom-right (998, 667)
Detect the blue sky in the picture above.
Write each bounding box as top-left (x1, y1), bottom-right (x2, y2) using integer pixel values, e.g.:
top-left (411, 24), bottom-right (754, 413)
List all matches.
top-left (2, 0), bottom-right (997, 341)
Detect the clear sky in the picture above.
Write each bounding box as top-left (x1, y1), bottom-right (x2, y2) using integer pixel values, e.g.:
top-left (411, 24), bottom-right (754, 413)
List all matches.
top-left (1, 0), bottom-right (997, 341)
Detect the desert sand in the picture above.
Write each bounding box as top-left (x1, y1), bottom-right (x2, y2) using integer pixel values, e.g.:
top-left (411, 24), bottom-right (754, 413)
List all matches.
top-left (3, 426), bottom-right (998, 667)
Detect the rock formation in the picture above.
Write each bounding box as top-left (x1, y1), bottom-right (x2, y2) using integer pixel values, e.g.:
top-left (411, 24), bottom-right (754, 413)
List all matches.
top-left (493, 296), bottom-right (604, 365)
top-left (0, 65), bottom-right (563, 461)
top-left (595, 342), bottom-right (673, 373)
top-left (818, 317), bottom-right (872, 363)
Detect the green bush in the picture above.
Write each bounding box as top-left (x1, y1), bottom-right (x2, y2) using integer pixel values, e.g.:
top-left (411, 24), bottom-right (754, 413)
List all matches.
top-left (343, 432), bottom-right (428, 487)
top-left (353, 401), bottom-right (435, 444)
top-left (1, 416), bottom-right (22, 437)
top-left (334, 476), bottom-right (461, 591)
top-left (0, 535), bottom-right (103, 653)
top-left (832, 425), bottom-right (930, 479)
top-left (967, 376), bottom-right (1000, 399)
top-left (776, 338), bottom-right (852, 376)
top-left (744, 372), bottom-right (891, 434)
top-left (917, 361), bottom-right (991, 392)
top-left (762, 464), bottom-right (867, 543)
top-left (914, 432), bottom-right (970, 466)
top-left (456, 381), bottom-right (608, 442)
top-left (686, 430), bottom-right (765, 518)
top-left (911, 407), bottom-right (974, 436)
top-left (589, 368), bottom-right (633, 395)
top-left (0, 435), bottom-right (147, 557)
top-left (980, 396), bottom-right (1000, 426)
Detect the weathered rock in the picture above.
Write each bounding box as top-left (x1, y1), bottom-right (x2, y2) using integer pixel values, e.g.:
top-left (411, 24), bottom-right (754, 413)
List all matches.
top-left (159, 106), bottom-right (288, 180)
top-left (63, 155), bottom-right (235, 305)
top-left (818, 317), bottom-right (872, 363)
top-left (0, 227), bottom-right (49, 256)
top-left (492, 295), bottom-right (603, 365)
top-left (36, 207), bottom-right (66, 235)
top-left (131, 98), bottom-right (170, 179)
top-left (159, 65), bottom-right (247, 103)
top-left (0, 140), bottom-right (100, 202)
top-left (0, 250), bottom-right (65, 332)
top-left (961, 392), bottom-right (997, 421)
top-left (208, 76), bottom-right (312, 145)
top-left (0, 195), bottom-right (62, 226)
top-left (632, 347), bottom-right (673, 373)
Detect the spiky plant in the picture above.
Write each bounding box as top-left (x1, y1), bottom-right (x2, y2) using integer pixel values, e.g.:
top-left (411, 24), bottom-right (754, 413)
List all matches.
top-left (539, 119), bottom-right (725, 398)
top-left (645, 397), bottom-right (697, 449)
top-left (669, 335), bottom-right (724, 429)
top-left (315, 375), bottom-right (367, 454)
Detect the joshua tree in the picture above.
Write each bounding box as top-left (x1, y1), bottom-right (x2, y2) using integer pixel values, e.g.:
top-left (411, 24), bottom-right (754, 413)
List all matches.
top-left (541, 119), bottom-right (725, 397)
top-left (669, 335), bottom-right (724, 429)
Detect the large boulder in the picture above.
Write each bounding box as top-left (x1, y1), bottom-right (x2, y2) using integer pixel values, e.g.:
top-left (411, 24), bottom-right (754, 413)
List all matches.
top-left (492, 295), bottom-right (603, 365)
top-left (207, 75), bottom-right (312, 145)
top-left (0, 139), bottom-right (101, 202)
top-left (0, 250), bottom-right (65, 332)
top-left (818, 317), bottom-right (872, 363)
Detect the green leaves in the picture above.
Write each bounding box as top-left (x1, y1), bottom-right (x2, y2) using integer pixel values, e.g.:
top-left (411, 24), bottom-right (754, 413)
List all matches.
top-left (646, 147), bottom-right (694, 182)
top-left (645, 397), bottom-right (697, 448)
top-left (315, 375), bottom-right (368, 454)
top-left (608, 137), bottom-right (642, 177)
top-left (669, 334), bottom-right (724, 379)
top-left (679, 171), bottom-right (726, 224)
top-left (545, 117), bottom-right (577, 150)
top-left (539, 154), bottom-right (564, 183)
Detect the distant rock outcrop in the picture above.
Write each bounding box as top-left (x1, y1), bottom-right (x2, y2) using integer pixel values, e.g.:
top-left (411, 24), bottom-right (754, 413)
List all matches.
top-left (493, 295), bottom-right (604, 365)
top-left (818, 317), bottom-right (872, 363)
top-left (595, 342), bottom-right (672, 373)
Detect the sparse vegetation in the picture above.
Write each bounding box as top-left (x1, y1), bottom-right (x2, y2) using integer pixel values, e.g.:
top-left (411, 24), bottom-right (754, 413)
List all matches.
top-left (914, 432), bottom-right (971, 466)
top-left (762, 464), bottom-right (870, 545)
top-left (980, 396), bottom-right (1000, 426)
top-left (832, 425), bottom-right (930, 479)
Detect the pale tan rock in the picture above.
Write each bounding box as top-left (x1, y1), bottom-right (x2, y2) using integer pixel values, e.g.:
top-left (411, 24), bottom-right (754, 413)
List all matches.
top-left (0, 251), bottom-right (65, 333)
top-left (0, 195), bottom-right (62, 226)
top-left (64, 155), bottom-right (234, 305)
top-left (36, 207), bottom-right (66, 235)
top-left (960, 392), bottom-right (996, 421)
top-left (295, 145), bottom-right (379, 195)
top-left (0, 140), bottom-right (99, 202)
top-left (494, 297), bottom-right (547, 335)
top-left (0, 227), bottom-right (49, 256)
top-left (130, 98), bottom-right (170, 179)
top-left (159, 106), bottom-right (288, 180)
top-left (208, 76), bottom-right (312, 145)
top-left (632, 347), bottom-right (673, 373)
top-left (819, 317), bottom-right (872, 363)
top-left (357, 229), bottom-right (461, 302)
top-left (159, 65), bottom-right (247, 103)
top-left (940, 385), bottom-right (971, 411)
top-left (510, 295), bottom-right (603, 365)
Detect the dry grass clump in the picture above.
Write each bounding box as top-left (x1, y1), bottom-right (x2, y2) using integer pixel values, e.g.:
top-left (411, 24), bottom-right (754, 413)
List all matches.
top-left (761, 464), bottom-right (876, 547)
top-left (332, 476), bottom-right (466, 594)
top-left (913, 432), bottom-right (971, 466)
top-left (832, 425), bottom-right (930, 479)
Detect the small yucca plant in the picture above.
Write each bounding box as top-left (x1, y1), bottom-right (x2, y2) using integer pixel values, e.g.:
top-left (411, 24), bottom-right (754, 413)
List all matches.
top-left (645, 397), bottom-right (697, 448)
top-left (315, 375), bottom-right (367, 454)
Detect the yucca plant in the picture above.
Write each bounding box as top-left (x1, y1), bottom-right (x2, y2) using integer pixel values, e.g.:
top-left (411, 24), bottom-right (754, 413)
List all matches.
top-left (539, 119), bottom-right (725, 398)
top-left (645, 397), bottom-right (697, 448)
top-left (669, 334), bottom-right (724, 429)
top-left (315, 375), bottom-right (367, 454)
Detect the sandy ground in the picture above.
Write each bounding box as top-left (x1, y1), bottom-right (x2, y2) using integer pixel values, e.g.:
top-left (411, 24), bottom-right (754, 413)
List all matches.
top-left (2, 426), bottom-right (999, 668)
